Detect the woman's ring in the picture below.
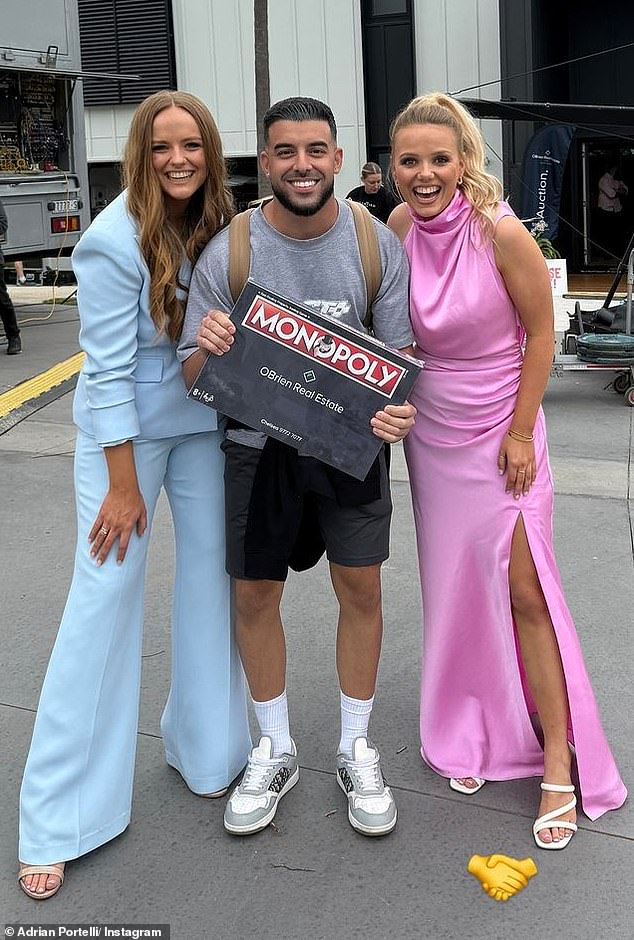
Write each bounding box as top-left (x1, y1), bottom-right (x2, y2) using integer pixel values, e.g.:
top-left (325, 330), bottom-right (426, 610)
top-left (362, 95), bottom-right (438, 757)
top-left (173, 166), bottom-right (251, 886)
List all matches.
top-left (99, 526), bottom-right (109, 536)
top-left (517, 469), bottom-right (526, 475)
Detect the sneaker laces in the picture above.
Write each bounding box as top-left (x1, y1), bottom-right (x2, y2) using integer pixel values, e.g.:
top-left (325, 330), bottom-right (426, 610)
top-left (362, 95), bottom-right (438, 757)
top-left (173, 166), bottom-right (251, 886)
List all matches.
top-left (241, 755), bottom-right (280, 793)
top-left (349, 753), bottom-right (383, 793)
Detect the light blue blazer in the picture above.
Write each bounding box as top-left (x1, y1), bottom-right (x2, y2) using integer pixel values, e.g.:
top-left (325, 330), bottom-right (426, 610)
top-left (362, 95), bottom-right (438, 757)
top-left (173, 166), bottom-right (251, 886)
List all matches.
top-left (72, 192), bottom-right (216, 444)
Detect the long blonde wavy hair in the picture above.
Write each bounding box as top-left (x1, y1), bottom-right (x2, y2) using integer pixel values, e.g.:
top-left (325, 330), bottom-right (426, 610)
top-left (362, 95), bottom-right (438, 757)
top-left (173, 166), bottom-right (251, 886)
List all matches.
top-left (390, 92), bottom-right (502, 240)
top-left (123, 90), bottom-right (234, 340)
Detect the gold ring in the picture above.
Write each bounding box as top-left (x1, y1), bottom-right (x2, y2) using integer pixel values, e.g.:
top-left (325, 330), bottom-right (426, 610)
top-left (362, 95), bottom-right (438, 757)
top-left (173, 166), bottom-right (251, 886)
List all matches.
top-left (99, 526), bottom-right (109, 536)
top-left (517, 470), bottom-right (526, 475)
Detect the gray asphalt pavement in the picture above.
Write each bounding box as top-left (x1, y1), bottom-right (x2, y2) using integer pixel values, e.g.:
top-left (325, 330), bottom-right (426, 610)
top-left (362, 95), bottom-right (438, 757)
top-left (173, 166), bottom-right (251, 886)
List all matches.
top-left (1, 295), bottom-right (633, 940)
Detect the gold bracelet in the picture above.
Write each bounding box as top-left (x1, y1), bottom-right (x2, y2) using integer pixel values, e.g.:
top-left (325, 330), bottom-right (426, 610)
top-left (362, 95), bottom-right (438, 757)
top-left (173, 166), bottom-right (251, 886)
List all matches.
top-left (508, 428), bottom-right (534, 443)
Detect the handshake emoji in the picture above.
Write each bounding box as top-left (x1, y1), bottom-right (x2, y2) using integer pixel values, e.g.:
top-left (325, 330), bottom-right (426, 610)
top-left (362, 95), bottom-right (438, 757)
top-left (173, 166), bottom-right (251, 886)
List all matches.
top-left (468, 853), bottom-right (538, 902)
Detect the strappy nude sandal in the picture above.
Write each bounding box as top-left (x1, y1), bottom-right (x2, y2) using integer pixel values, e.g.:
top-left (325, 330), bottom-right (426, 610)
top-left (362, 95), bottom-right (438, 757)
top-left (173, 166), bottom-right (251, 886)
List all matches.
top-left (533, 782), bottom-right (578, 850)
top-left (169, 764), bottom-right (228, 798)
top-left (449, 776), bottom-right (486, 795)
top-left (18, 862), bottom-right (65, 899)
top-left (199, 787), bottom-right (229, 799)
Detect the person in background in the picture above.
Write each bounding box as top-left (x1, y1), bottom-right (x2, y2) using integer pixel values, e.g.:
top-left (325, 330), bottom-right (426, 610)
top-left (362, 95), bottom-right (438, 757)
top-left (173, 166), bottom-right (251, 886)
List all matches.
top-left (14, 259), bottom-right (28, 284)
top-left (596, 163), bottom-right (629, 260)
top-left (388, 92), bottom-right (626, 851)
top-left (0, 198), bottom-right (22, 354)
top-left (346, 161), bottom-right (399, 223)
top-left (18, 90), bottom-right (250, 901)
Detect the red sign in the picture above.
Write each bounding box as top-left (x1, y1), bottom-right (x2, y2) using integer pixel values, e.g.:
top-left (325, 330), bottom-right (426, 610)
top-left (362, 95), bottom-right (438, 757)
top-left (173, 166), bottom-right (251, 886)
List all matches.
top-left (242, 298), bottom-right (405, 398)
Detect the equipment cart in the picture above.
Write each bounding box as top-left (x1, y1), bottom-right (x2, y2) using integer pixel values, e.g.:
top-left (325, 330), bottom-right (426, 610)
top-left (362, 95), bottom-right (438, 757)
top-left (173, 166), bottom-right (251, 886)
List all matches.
top-left (552, 243), bottom-right (634, 405)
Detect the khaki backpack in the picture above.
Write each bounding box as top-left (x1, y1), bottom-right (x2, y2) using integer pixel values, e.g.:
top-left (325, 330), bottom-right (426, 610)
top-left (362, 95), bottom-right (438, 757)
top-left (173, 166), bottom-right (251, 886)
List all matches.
top-left (227, 199), bottom-right (382, 331)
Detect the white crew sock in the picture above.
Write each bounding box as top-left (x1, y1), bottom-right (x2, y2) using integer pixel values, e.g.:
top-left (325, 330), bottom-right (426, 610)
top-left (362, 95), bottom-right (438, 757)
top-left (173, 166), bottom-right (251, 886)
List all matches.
top-left (338, 691), bottom-right (374, 757)
top-left (252, 690), bottom-right (292, 757)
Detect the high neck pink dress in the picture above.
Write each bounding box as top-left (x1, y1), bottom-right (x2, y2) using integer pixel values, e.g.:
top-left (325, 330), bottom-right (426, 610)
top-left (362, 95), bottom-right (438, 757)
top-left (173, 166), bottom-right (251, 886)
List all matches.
top-left (403, 190), bottom-right (626, 820)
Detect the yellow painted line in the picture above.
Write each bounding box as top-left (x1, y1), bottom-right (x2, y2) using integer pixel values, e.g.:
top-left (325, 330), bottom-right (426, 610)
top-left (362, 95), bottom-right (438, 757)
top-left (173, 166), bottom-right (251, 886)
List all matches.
top-left (0, 351), bottom-right (84, 418)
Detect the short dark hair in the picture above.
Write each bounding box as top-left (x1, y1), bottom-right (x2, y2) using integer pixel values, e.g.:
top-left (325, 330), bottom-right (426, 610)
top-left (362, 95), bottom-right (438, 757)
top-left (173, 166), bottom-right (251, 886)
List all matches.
top-left (263, 96), bottom-right (337, 143)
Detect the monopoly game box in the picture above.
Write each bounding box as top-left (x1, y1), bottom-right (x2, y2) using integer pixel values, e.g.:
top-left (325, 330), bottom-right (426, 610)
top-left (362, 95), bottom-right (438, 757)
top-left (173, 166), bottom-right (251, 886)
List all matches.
top-left (188, 280), bottom-right (423, 480)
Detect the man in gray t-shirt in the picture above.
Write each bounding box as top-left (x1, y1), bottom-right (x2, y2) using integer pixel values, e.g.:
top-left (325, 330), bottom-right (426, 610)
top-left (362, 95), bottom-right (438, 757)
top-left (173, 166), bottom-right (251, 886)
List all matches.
top-left (180, 194), bottom-right (413, 450)
top-left (179, 97), bottom-right (415, 840)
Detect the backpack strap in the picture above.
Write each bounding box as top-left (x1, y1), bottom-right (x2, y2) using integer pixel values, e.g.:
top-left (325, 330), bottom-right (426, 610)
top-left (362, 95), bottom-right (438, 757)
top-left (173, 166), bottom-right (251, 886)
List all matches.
top-left (228, 208), bottom-right (256, 304)
top-left (346, 199), bottom-right (382, 331)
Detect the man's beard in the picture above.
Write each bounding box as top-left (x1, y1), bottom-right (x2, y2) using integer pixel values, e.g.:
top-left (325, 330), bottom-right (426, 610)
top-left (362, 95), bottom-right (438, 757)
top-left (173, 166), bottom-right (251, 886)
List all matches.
top-left (271, 177), bottom-right (334, 217)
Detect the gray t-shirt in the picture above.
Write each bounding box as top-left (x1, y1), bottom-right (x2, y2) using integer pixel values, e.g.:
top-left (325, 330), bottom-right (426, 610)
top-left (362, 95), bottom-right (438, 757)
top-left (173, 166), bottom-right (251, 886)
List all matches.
top-left (179, 199), bottom-right (412, 446)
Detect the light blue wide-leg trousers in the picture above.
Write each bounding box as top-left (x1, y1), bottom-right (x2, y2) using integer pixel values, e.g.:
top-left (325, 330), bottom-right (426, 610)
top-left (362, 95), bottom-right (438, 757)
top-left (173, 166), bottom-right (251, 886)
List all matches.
top-left (19, 429), bottom-right (251, 865)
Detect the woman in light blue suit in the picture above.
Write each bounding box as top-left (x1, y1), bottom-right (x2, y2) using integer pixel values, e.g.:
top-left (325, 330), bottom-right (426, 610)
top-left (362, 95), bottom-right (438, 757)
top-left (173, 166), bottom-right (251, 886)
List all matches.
top-left (18, 91), bottom-right (251, 899)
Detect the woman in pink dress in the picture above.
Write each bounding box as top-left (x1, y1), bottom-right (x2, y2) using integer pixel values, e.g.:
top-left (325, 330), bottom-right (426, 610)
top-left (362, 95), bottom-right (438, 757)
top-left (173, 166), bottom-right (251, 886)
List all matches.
top-left (388, 93), bottom-right (626, 849)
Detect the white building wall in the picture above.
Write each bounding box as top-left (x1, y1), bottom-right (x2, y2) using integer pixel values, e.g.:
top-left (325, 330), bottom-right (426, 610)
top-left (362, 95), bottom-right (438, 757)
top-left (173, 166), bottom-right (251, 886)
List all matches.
top-left (83, 0), bottom-right (365, 197)
top-left (267, 0), bottom-right (366, 198)
top-left (83, 0), bottom-right (504, 195)
top-left (84, 105), bottom-right (136, 163)
top-left (84, 0), bottom-right (256, 163)
top-left (171, 0), bottom-right (256, 156)
top-left (413, 0), bottom-right (504, 186)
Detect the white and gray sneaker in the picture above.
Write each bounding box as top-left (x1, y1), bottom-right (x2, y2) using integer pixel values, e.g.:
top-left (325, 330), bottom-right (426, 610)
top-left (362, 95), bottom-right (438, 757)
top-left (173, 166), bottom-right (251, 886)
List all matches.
top-left (336, 737), bottom-right (397, 836)
top-left (223, 736), bottom-right (299, 835)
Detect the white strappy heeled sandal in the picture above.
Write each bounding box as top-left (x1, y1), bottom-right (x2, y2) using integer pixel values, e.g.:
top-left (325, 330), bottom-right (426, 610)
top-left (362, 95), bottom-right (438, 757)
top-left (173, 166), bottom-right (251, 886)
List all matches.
top-left (449, 776), bottom-right (486, 795)
top-left (533, 782), bottom-right (577, 850)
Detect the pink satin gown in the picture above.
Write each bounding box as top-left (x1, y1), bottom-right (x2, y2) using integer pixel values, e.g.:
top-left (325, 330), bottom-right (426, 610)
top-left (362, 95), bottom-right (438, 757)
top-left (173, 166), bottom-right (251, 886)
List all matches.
top-left (403, 190), bottom-right (626, 820)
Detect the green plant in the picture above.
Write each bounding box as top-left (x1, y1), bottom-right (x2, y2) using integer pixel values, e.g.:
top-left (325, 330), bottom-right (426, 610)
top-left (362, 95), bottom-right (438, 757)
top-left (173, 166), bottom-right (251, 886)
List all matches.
top-left (534, 234), bottom-right (560, 259)
top-left (528, 219), bottom-right (561, 259)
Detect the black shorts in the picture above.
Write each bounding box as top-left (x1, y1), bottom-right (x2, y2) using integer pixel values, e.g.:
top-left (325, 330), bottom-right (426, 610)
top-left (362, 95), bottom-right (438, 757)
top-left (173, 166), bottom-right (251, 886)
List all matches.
top-left (222, 438), bottom-right (392, 580)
